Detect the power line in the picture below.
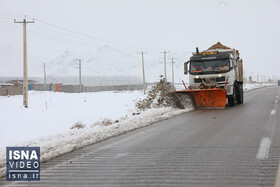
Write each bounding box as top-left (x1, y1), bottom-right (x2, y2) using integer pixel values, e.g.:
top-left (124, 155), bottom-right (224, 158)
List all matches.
top-left (1, 11), bottom-right (181, 56)
top-left (0, 11), bottom-right (145, 50)
top-left (0, 24), bottom-right (22, 33)
top-left (34, 18), bottom-right (145, 50)
top-left (0, 11), bottom-right (167, 52)
top-left (2, 11), bottom-right (196, 73)
top-left (0, 11), bottom-right (24, 17)
top-left (26, 27), bottom-right (137, 53)
top-left (28, 26), bottom-right (101, 47)
top-left (5, 20), bottom-right (141, 52)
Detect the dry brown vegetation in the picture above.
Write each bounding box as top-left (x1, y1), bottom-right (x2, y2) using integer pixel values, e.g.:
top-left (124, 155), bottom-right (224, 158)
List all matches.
top-left (136, 76), bottom-right (189, 111)
top-left (70, 122), bottom-right (86, 129)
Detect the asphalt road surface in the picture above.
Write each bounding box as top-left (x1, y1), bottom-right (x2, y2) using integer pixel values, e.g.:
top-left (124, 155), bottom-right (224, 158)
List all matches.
top-left (2, 86), bottom-right (280, 187)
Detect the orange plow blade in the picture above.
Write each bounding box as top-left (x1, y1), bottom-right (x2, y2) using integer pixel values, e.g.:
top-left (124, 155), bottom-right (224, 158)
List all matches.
top-left (174, 88), bottom-right (227, 109)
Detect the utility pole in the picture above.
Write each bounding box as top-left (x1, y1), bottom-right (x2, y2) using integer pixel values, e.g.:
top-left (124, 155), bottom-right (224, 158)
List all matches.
top-left (160, 51), bottom-right (170, 81)
top-left (79, 60), bottom-right (82, 93)
top-left (137, 51), bottom-right (147, 94)
top-left (43, 63), bottom-right (46, 91)
top-left (76, 59), bottom-right (82, 93)
top-left (14, 16), bottom-right (34, 108)
top-left (170, 57), bottom-right (175, 84)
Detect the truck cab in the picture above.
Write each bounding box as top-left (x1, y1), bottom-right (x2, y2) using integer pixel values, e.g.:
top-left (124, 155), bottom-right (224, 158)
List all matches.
top-left (184, 47), bottom-right (244, 106)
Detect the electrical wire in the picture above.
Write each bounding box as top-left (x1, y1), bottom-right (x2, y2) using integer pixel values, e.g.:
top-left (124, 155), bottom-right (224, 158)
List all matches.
top-left (0, 11), bottom-right (191, 63)
top-left (0, 11), bottom-right (163, 52)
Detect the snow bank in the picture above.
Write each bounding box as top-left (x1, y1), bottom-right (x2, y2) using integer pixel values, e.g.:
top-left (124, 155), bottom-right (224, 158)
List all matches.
top-left (244, 83), bottom-right (273, 91)
top-left (0, 107), bottom-right (192, 177)
top-left (0, 90), bottom-right (193, 177)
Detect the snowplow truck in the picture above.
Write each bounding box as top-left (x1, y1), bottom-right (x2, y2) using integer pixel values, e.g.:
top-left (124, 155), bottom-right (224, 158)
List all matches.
top-left (175, 42), bottom-right (243, 109)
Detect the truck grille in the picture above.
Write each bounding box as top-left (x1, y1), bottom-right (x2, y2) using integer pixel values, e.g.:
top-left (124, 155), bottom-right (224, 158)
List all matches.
top-left (194, 78), bottom-right (202, 83)
top-left (216, 76), bottom-right (226, 82)
top-left (194, 76), bottom-right (225, 83)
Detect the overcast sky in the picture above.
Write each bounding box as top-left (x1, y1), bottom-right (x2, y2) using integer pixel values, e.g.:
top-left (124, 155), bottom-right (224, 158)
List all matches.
top-left (0, 0), bottom-right (280, 79)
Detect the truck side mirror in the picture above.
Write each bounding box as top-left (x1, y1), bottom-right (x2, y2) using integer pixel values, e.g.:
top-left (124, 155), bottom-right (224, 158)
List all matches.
top-left (232, 59), bottom-right (237, 68)
top-left (184, 61), bottom-right (189, 74)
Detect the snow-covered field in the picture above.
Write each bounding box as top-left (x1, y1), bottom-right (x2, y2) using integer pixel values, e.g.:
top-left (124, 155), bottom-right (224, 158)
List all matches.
top-left (0, 89), bottom-right (194, 177)
top-left (0, 83), bottom-right (273, 177)
top-left (0, 91), bottom-right (144, 147)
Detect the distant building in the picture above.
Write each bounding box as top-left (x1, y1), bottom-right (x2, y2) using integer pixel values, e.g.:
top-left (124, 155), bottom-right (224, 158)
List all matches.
top-left (0, 81), bottom-right (23, 96)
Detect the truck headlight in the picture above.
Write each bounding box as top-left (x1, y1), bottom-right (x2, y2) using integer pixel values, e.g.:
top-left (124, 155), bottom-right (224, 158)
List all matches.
top-left (218, 74), bottom-right (222, 77)
top-left (195, 76), bottom-right (200, 79)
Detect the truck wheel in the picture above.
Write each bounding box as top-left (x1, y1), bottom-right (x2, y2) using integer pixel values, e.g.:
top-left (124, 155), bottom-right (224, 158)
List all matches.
top-left (237, 84), bottom-right (244, 104)
top-left (228, 88), bottom-right (236, 107)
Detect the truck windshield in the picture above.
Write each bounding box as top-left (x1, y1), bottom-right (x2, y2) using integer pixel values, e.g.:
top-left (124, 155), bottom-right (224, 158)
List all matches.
top-left (190, 59), bottom-right (230, 74)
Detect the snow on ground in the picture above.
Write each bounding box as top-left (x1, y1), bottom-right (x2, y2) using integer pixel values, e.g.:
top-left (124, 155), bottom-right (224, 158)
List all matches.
top-left (0, 91), bottom-right (144, 148)
top-left (243, 83), bottom-right (274, 91)
top-left (0, 90), bottom-right (193, 177)
top-left (0, 83), bottom-right (273, 177)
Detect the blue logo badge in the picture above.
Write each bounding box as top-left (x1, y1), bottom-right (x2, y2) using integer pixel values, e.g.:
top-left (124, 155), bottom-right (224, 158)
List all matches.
top-left (6, 147), bottom-right (40, 181)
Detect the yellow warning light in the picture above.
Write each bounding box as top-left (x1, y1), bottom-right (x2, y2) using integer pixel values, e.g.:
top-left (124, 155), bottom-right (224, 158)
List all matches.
top-left (202, 51), bottom-right (218, 55)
